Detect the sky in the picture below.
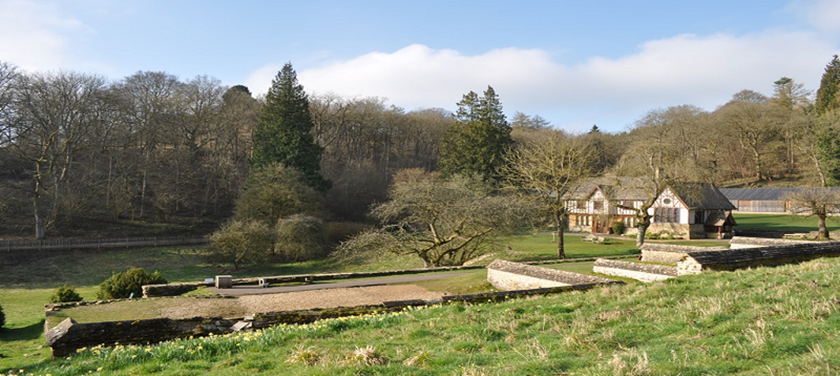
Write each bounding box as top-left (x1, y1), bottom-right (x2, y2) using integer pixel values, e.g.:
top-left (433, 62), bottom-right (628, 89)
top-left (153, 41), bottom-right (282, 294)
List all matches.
top-left (1, 0), bottom-right (839, 133)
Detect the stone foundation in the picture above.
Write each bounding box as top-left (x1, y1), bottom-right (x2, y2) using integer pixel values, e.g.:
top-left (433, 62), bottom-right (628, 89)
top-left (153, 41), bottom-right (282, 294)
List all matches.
top-left (592, 258), bottom-right (678, 283)
top-left (640, 243), bottom-right (728, 264)
top-left (729, 236), bottom-right (811, 249)
top-left (678, 241), bottom-right (840, 275)
top-left (486, 259), bottom-right (616, 291)
top-left (46, 278), bottom-right (616, 357)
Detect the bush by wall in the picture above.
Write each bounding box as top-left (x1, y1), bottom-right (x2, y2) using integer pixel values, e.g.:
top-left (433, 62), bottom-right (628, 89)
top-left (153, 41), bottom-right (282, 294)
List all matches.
top-left (50, 285), bottom-right (83, 303)
top-left (97, 268), bottom-right (167, 300)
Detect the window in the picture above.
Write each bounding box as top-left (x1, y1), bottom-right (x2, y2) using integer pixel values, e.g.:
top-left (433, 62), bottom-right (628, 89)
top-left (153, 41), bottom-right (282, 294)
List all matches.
top-left (576, 215), bottom-right (591, 226)
top-left (576, 200), bottom-right (586, 210)
top-left (694, 211), bottom-right (704, 224)
top-left (593, 200), bottom-right (604, 211)
top-left (654, 208), bottom-right (680, 223)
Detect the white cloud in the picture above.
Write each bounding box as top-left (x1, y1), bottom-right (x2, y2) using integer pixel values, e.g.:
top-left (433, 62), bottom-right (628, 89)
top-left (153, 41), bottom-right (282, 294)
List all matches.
top-left (0, 0), bottom-right (90, 72)
top-left (248, 30), bottom-right (836, 132)
top-left (788, 0), bottom-right (840, 34)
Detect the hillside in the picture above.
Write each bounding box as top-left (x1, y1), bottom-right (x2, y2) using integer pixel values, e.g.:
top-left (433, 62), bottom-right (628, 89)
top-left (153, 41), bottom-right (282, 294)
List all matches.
top-left (10, 257), bottom-right (839, 375)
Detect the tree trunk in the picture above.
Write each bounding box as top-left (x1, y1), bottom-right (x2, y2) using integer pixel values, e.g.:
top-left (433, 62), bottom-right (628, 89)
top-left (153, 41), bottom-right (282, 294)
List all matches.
top-left (556, 211), bottom-right (565, 259)
top-left (636, 222), bottom-right (649, 248)
top-left (818, 214), bottom-right (829, 239)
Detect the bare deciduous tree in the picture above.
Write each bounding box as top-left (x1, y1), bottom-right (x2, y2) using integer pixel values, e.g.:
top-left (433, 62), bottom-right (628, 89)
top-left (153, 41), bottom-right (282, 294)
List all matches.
top-left (339, 169), bottom-right (533, 267)
top-left (785, 188), bottom-right (840, 239)
top-left (503, 131), bottom-right (596, 258)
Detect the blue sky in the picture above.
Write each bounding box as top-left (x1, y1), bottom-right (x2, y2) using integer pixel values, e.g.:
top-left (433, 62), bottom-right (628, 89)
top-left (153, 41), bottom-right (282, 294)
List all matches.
top-left (1, 0), bottom-right (839, 133)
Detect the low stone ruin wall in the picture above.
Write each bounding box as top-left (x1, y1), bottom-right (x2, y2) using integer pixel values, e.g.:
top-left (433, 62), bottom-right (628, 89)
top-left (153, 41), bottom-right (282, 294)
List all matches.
top-left (640, 243), bottom-right (728, 264)
top-left (678, 241), bottom-right (840, 275)
top-left (46, 281), bottom-right (615, 357)
top-left (143, 266), bottom-right (485, 298)
top-left (486, 259), bottom-right (616, 291)
top-left (729, 236), bottom-right (811, 249)
top-left (592, 258), bottom-right (678, 283)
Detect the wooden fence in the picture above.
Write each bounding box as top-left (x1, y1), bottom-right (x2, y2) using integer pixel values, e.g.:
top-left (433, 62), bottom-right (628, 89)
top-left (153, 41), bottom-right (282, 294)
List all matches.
top-left (0, 236), bottom-right (209, 252)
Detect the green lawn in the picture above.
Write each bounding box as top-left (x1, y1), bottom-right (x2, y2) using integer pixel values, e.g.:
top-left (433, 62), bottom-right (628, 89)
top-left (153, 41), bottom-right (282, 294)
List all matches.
top-left (8, 256), bottom-right (838, 375)
top-left (733, 212), bottom-right (839, 232)
top-left (497, 234), bottom-right (638, 261)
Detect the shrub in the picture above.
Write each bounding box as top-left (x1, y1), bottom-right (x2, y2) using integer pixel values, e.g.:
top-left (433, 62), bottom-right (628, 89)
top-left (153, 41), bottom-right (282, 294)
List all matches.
top-left (97, 267), bottom-right (167, 300)
top-left (0, 303), bottom-right (4, 329)
top-left (611, 221), bottom-right (626, 235)
top-left (209, 219), bottom-right (274, 270)
top-left (49, 285), bottom-right (83, 303)
top-left (275, 214), bottom-right (329, 262)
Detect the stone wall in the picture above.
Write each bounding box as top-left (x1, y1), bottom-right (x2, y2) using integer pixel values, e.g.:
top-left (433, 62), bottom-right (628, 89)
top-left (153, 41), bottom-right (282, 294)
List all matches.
top-left (142, 266), bottom-right (485, 297)
top-left (729, 236), bottom-right (811, 249)
top-left (486, 259), bottom-right (616, 291)
top-left (640, 243), bottom-right (728, 264)
top-left (45, 279), bottom-right (616, 357)
top-left (677, 241), bottom-right (840, 275)
top-left (592, 258), bottom-right (678, 283)
top-left (647, 223), bottom-right (689, 239)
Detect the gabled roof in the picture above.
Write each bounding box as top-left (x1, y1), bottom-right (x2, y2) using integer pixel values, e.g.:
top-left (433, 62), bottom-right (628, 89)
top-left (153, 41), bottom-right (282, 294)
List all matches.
top-left (704, 210), bottom-right (736, 226)
top-left (669, 183), bottom-right (736, 210)
top-left (564, 178), bottom-right (735, 210)
top-left (563, 177), bottom-right (648, 201)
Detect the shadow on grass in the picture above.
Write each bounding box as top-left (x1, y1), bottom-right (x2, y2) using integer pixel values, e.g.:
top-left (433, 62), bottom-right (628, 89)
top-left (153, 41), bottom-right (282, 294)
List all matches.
top-left (0, 320), bottom-right (45, 342)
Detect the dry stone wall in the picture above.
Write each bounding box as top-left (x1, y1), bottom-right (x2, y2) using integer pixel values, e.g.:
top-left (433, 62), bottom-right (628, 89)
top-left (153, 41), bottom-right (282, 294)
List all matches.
top-left (640, 243), bottom-right (728, 264)
top-left (677, 241), bottom-right (840, 274)
top-left (592, 258), bottom-right (678, 283)
top-left (729, 236), bottom-right (811, 249)
top-left (486, 259), bottom-right (616, 291)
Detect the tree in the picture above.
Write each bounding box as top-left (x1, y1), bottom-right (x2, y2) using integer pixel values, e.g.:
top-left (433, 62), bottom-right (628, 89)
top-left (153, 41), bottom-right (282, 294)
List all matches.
top-left (12, 71), bottom-right (108, 238)
top-left (770, 77), bottom-right (812, 173)
top-left (616, 106), bottom-right (707, 248)
top-left (250, 63), bottom-right (329, 192)
top-left (274, 214), bottom-right (329, 262)
top-left (716, 91), bottom-right (778, 181)
top-left (784, 188), bottom-right (840, 239)
top-left (339, 169), bottom-right (532, 267)
top-left (209, 219), bottom-right (274, 270)
top-left (234, 163), bottom-right (323, 225)
top-left (504, 131), bottom-right (596, 258)
top-left (815, 55), bottom-right (840, 115)
top-left (0, 61), bottom-right (18, 146)
top-left (438, 86), bottom-right (513, 180)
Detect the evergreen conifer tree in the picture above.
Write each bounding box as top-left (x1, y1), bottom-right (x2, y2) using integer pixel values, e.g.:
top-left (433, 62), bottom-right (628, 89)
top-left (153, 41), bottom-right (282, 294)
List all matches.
top-left (251, 63), bottom-right (330, 192)
top-left (438, 86), bottom-right (513, 180)
top-left (815, 55), bottom-right (840, 115)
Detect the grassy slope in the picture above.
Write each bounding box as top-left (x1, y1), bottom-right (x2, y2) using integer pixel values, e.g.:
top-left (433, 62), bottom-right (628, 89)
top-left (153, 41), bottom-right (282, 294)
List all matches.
top-left (7, 257), bottom-right (839, 375)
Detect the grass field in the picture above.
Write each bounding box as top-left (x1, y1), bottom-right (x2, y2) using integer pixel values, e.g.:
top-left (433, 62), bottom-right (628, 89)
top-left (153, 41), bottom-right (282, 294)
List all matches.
top-left (733, 212), bottom-right (839, 233)
top-left (0, 219), bottom-right (818, 373)
top-left (6, 256), bottom-right (839, 375)
top-left (0, 233), bottom-right (638, 370)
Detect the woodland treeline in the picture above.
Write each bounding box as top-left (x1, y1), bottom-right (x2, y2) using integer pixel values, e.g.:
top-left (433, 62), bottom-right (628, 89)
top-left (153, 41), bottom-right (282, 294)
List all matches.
top-left (1, 55), bottom-right (839, 240)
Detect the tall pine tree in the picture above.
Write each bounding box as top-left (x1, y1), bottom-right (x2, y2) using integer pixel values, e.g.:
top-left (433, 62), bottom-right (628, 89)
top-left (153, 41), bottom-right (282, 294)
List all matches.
top-left (438, 86), bottom-right (513, 180)
top-left (251, 63), bottom-right (330, 192)
top-left (815, 55), bottom-right (840, 115)
top-left (813, 55), bottom-right (840, 185)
